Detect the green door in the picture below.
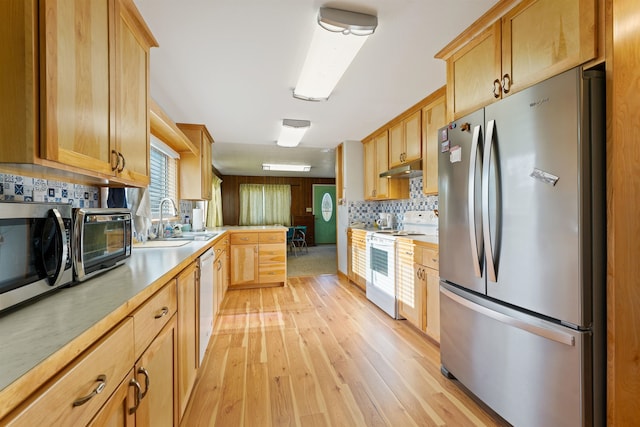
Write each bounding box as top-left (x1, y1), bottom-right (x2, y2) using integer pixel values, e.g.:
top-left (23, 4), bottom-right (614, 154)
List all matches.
top-left (313, 185), bottom-right (336, 244)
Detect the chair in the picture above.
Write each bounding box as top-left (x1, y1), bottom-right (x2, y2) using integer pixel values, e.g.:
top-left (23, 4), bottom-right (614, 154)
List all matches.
top-left (286, 227), bottom-right (296, 254)
top-left (291, 226), bottom-right (308, 256)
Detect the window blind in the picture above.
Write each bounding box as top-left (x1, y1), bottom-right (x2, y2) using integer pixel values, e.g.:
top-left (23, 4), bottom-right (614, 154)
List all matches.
top-left (149, 146), bottom-right (178, 219)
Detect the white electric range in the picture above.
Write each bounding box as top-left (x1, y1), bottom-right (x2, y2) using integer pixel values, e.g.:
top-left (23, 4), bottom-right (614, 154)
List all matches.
top-left (365, 211), bottom-right (438, 318)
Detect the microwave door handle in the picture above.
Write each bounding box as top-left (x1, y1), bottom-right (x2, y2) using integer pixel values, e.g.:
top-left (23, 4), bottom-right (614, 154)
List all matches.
top-left (482, 119), bottom-right (497, 283)
top-left (49, 208), bottom-right (69, 287)
top-left (468, 124), bottom-right (483, 278)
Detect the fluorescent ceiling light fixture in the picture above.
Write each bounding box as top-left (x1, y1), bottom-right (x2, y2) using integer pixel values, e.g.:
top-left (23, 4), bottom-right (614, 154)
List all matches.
top-left (276, 119), bottom-right (311, 147)
top-left (293, 7), bottom-right (377, 101)
top-left (262, 163), bottom-right (311, 172)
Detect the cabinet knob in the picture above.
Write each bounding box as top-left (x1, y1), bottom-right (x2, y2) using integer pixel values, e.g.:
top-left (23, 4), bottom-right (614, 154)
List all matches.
top-left (501, 74), bottom-right (511, 94)
top-left (111, 150), bottom-right (119, 171)
top-left (117, 152), bottom-right (126, 172)
top-left (493, 79), bottom-right (501, 98)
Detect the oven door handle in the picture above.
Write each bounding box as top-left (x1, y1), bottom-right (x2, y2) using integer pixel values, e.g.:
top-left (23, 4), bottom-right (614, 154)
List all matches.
top-left (49, 208), bottom-right (69, 287)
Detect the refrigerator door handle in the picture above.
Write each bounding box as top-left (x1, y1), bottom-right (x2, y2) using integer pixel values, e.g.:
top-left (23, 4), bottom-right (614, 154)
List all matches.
top-left (441, 287), bottom-right (576, 347)
top-left (468, 125), bottom-right (483, 278)
top-left (482, 119), bottom-right (498, 282)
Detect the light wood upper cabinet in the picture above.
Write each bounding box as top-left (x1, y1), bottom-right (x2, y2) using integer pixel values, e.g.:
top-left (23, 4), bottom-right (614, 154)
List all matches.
top-left (502, 0), bottom-right (597, 95)
top-left (389, 110), bottom-right (422, 168)
top-left (39, 0), bottom-right (113, 176)
top-left (422, 89), bottom-right (446, 195)
top-left (362, 132), bottom-right (408, 201)
top-left (113, 0), bottom-right (156, 185)
top-left (445, 22), bottom-right (502, 120)
top-left (177, 123), bottom-right (214, 201)
top-left (374, 131), bottom-right (390, 198)
top-left (437, 0), bottom-right (597, 120)
top-left (0, 0), bottom-right (157, 186)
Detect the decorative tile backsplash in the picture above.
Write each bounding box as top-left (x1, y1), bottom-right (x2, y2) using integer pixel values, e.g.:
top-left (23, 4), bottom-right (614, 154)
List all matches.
top-left (348, 176), bottom-right (438, 228)
top-left (0, 172), bottom-right (100, 208)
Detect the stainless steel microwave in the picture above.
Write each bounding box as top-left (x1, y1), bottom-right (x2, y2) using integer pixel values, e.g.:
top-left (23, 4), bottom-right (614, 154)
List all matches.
top-left (73, 208), bottom-right (132, 282)
top-left (0, 201), bottom-right (73, 313)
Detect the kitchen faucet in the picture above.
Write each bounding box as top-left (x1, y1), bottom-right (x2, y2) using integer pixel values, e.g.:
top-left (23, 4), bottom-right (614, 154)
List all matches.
top-left (159, 197), bottom-right (178, 238)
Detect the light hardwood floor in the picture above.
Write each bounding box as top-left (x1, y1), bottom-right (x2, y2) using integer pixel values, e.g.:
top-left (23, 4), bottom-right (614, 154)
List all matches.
top-left (181, 275), bottom-right (508, 426)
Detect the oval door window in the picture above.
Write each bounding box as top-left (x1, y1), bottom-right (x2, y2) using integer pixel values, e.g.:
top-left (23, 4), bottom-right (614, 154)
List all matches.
top-left (321, 193), bottom-right (333, 222)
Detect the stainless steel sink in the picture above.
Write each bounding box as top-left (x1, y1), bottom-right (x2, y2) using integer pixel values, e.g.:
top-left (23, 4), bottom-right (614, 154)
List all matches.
top-left (159, 231), bottom-right (218, 241)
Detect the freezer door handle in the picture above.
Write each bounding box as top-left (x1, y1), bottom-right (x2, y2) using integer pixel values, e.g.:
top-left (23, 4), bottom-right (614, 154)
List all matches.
top-left (468, 125), bottom-right (483, 278)
top-left (441, 287), bottom-right (576, 346)
top-left (482, 119), bottom-right (498, 282)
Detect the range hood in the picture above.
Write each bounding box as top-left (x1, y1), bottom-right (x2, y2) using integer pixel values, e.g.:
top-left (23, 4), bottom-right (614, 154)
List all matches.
top-left (379, 159), bottom-right (423, 179)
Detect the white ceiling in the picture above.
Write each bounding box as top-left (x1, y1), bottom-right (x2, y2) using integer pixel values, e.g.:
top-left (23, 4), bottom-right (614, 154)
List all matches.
top-left (134, 0), bottom-right (498, 178)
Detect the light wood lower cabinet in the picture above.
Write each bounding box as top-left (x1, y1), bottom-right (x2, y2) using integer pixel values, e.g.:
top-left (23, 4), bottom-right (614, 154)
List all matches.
top-left (348, 229), bottom-right (367, 290)
top-left (176, 262), bottom-right (198, 420)
top-left (230, 231), bottom-right (286, 288)
top-left (213, 235), bottom-right (228, 319)
top-left (132, 316), bottom-right (178, 427)
top-left (4, 319), bottom-right (135, 427)
top-left (397, 239), bottom-right (423, 329)
top-left (414, 243), bottom-right (440, 343)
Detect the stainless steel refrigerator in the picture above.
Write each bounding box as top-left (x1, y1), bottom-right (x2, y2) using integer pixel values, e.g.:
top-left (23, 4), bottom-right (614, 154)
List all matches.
top-left (438, 67), bottom-right (605, 427)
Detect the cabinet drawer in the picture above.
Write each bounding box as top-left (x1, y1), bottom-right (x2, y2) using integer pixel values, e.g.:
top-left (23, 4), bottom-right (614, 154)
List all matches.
top-left (213, 237), bottom-right (227, 259)
top-left (230, 232), bottom-right (259, 245)
top-left (416, 246), bottom-right (439, 270)
top-left (133, 281), bottom-right (177, 359)
top-left (5, 319), bottom-right (134, 427)
top-left (259, 231), bottom-right (285, 244)
top-left (259, 263), bottom-right (286, 283)
top-left (259, 244), bottom-right (286, 264)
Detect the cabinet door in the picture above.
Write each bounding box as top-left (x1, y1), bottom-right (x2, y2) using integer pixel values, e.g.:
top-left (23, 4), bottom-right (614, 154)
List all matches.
top-left (113, 0), bottom-right (152, 185)
top-left (178, 124), bottom-right (214, 200)
top-left (448, 22), bottom-right (502, 119)
top-left (403, 110), bottom-right (422, 164)
top-left (134, 316), bottom-right (178, 427)
top-left (388, 122), bottom-right (404, 168)
top-left (502, 0), bottom-right (597, 96)
top-left (374, 131), bottom-right (390, 199)
top-left (177, 262), bottom-right (198, 418)
top-left (40, 0), bottom-right (114, 176)
top-left (397, 244), bottom-right (422, 329)
top-left (230, 244), bottom-right (259, 286)
top-left (425, 267), bottom-right (441, 343)
top-left (422, 93), bottom-right (446, 195)
top-left (363, 139), bottom-right (376, 199)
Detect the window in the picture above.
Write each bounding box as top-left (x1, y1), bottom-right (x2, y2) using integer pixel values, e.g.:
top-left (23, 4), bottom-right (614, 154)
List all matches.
top-left (149, 137), bottom-right (179, 219)
top-left (239, 184), bottom-right (291, 226)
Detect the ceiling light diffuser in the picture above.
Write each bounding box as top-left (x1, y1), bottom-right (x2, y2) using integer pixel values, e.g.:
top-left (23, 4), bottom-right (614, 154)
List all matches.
top-left (262, 163), bottom-right (311, 172)
top-left (276, 119), bottom-right (311, 147)
top-left (293, 7), bottom-right (377, 101)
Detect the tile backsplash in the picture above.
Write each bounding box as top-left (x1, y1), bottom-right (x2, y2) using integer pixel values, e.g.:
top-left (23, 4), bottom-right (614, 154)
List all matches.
top-left (0, 172), bottom-right (100, 208)
top-left (348, 176), bottom-right (438, 228)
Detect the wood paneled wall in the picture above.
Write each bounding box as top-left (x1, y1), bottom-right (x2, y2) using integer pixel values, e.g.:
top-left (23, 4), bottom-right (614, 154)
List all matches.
top-left (220, 175), bottom-right (335, 225)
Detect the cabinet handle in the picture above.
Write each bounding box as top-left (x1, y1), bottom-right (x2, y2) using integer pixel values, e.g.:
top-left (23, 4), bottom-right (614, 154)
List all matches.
top-left (493, 79), bottom-right (501, 98)
top-left (501, 74), bottom-right (511, 94)
top-left (73, 374), bottom-right (107, 407)
top-left (137, 367), bottom-right (150, 400)
top-left (154, 306), bottom-right (169, 319)
top-left (111, 150), bottom-right (119, 171)
top-left (117, 152), bottom-right (126, 172)
top-left (129, 378), bottom-right (142, 415)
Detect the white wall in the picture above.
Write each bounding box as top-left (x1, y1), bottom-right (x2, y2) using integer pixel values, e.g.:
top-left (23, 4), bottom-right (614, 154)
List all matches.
top-left (337, 141), bottom-right (364, 275)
